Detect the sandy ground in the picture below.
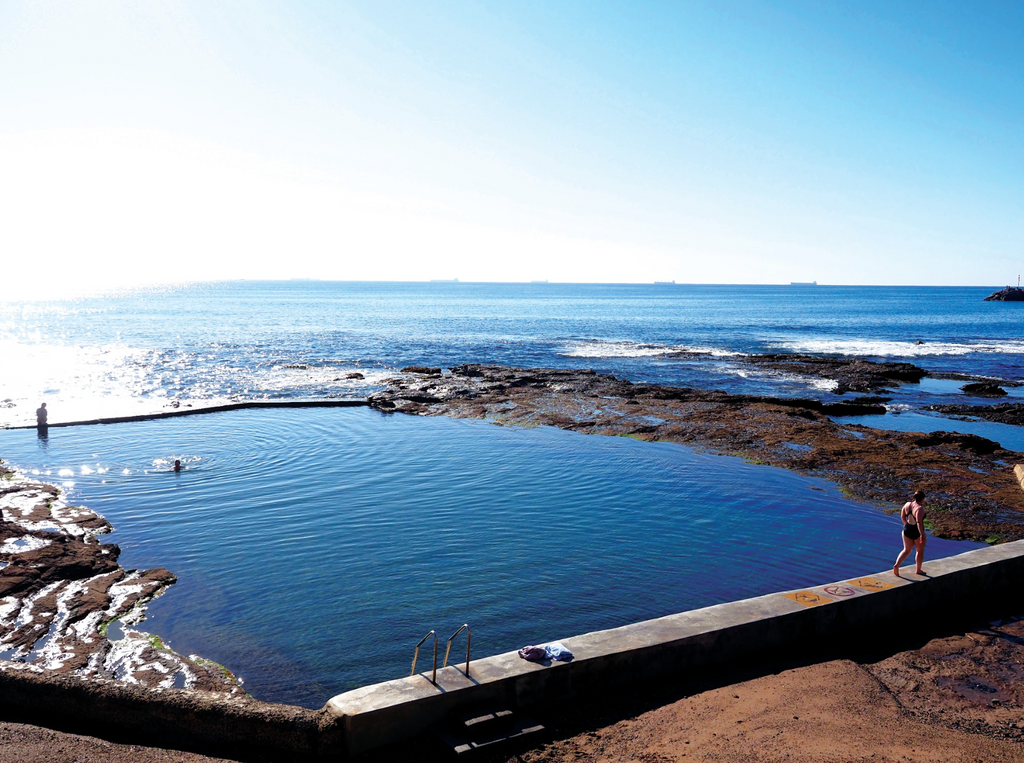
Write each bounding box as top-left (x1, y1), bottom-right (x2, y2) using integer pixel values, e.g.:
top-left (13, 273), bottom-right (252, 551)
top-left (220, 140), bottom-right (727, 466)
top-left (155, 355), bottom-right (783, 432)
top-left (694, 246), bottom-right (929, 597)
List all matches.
top-left (3, 616), bottom-right (1021, 763)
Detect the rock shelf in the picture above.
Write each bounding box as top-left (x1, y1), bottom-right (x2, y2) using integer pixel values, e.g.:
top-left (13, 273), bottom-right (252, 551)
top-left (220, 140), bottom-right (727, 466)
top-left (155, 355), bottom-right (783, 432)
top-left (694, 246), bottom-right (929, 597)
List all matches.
top-left (927, 402), bottom-right (1024, 427)
top-left (0, 464), bottom-right (241, 695)
top-left (741, 353), bottom-right (927, 394)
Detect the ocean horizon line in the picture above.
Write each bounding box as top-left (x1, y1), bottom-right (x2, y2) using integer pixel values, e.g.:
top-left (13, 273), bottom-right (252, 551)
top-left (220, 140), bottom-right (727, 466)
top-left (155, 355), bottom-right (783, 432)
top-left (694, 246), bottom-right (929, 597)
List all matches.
top-left (3, 279), bottom-right (1016, 303)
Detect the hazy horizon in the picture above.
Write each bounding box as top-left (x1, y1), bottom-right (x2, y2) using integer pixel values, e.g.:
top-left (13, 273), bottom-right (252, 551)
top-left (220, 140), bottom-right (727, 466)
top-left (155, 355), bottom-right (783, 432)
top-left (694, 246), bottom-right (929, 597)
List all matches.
top-left (7, 278), bottom-right (1023, 304)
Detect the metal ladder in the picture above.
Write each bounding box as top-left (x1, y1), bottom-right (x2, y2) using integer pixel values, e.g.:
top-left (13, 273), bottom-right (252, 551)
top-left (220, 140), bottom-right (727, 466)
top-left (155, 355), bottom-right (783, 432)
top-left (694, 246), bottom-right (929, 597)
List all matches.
top-left (410, 623), bottom-right (472, 684)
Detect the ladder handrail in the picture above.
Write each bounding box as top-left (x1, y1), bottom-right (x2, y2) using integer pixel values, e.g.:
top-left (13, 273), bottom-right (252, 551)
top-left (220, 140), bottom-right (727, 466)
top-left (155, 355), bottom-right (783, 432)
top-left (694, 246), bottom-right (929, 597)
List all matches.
top-left (442, 623), bottom-right (472, 676)
top-left (410, 630), bottom-right (438, 684)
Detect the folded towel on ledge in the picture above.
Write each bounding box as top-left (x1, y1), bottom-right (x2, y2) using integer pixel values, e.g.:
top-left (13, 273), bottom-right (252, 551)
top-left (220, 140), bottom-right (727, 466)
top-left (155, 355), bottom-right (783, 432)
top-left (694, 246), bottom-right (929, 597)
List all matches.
top-left (518, 642), bottom-right (574, 662)
top-left (544, 642), bottom-right (573, 661)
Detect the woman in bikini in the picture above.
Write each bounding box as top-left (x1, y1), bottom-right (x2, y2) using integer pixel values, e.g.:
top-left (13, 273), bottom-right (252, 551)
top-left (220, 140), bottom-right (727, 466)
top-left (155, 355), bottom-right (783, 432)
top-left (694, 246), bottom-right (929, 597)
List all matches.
top-left (893, 490), bottom-right (926, 577)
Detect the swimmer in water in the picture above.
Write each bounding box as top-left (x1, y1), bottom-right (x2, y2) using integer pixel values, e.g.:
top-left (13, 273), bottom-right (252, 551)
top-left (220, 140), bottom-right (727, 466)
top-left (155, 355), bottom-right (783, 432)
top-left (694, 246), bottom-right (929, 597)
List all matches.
top-left (173, 459), bottom-right (182, 472)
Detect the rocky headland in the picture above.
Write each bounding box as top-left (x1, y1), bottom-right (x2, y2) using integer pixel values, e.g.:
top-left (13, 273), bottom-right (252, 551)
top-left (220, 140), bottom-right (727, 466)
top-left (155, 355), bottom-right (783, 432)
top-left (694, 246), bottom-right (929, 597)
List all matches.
top-left (984, 286), bottom-right (1024, 302)
top-left (370, 363), bottom-right (1024, 543)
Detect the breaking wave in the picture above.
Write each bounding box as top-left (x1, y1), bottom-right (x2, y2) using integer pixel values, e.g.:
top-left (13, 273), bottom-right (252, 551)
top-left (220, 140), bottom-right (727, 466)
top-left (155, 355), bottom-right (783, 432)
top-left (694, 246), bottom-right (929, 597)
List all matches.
top-left (719, 365), bottom-right (840, 393)
top-left (777, 338), bottom-right (1024, 358)
top-left (559, 339), bottom-right (742, 359)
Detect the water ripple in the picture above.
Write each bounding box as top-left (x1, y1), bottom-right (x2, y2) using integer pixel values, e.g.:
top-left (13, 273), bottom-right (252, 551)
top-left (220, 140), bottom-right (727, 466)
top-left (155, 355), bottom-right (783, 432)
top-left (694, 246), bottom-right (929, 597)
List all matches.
top-left (0, 407), bottom-right (985, 708)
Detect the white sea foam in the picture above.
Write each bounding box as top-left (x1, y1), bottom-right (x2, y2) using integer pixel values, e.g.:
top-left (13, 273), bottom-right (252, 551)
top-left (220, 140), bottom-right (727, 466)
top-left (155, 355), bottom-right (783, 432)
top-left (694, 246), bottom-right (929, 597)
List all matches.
top-left (31, 580), bottom-right (89, 669)
top-left (559, 339), bottom-right (742, 359)
top-left (107, 573), bottom-right (147, 617)
top-left (719, 366), bottom-right (840, 393)
top-left (5, 581), bottom-right (62, 636)
top-left (777, 338), bottom-right (1024, 358)
top-left (0, 536), bottom-right (53, 554)
top-left (0, 485), bottom-right (50, 516)
top-left (263, 364), bottom-right (391, 391)
top-left (101, 629), bottom-right (151, 684)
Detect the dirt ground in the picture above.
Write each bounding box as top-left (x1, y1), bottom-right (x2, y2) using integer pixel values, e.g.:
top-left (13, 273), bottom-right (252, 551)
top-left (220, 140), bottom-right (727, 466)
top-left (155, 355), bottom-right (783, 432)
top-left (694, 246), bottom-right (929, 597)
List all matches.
top-left (513, 612), bottom-right (1024, 763)
top-left (0, 722), bottom-right (232, 763)
top-left (516, 659), bottom-right (1022, 763)
top-left (2, 615), bottom-right (1021, 763)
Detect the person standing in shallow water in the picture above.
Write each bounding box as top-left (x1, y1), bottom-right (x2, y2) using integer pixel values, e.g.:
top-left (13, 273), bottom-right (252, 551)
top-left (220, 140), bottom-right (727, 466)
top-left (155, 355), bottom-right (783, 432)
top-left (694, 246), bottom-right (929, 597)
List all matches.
top-left (35, 402), bottom-right (47, 429)
top-left (894, 490), bottom-right (927, 577)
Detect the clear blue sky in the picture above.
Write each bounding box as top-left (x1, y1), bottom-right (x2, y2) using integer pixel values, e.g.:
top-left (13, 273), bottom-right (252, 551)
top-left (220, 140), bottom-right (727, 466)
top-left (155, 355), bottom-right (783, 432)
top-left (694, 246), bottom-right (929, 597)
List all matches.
top-left (2, 1), bottom-right (1021, 293)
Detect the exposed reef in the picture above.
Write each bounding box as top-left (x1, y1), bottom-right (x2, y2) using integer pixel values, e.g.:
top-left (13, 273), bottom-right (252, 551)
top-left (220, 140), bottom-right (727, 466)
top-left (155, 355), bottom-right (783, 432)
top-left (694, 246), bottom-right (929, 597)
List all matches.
top-left (740, 354), bottom-right (928, 394)
top-left (931, 371), bottom-right (1021, 387)
top-left (961, 382), bottom-right (1009, 398)
top-left (0, 464), bottom-right (241, 695)
top-left (369, 364), bottom-right (1024, 543)
top-left (926, 402), bottom-right (1024, 427)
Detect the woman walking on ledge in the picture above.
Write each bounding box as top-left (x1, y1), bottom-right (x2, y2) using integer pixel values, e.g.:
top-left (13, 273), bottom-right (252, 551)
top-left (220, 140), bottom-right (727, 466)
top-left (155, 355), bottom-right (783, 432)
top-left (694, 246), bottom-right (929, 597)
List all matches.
top-left (894, 490), bottom-right (927, 576)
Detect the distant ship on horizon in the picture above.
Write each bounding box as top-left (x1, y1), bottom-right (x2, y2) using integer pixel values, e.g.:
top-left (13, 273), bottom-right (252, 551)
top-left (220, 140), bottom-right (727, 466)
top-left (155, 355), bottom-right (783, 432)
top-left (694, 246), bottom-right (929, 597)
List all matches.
top-left (790, 281), bottom-right (817, 286)
top-left (654, 280), bottom-right (676, 284)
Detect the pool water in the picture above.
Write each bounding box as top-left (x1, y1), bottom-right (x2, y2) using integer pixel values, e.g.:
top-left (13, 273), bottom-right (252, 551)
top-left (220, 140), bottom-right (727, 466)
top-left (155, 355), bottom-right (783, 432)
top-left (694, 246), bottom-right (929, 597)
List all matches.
top-left (0, 408), bottom-right (982, 708)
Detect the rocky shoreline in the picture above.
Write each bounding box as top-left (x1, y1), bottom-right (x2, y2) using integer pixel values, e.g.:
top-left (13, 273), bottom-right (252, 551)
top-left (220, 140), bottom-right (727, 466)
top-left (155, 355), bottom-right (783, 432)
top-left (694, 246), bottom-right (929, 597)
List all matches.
top-left (369, 363), bottom-right (1024, 543)
top-left (0, 463), bottom-right (241, 694)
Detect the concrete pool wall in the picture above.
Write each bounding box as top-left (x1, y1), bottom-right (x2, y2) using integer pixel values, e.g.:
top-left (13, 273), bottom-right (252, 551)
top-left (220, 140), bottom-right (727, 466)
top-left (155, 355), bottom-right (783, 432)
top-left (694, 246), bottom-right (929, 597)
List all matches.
top-left (0, 540), bottom-right (1021, 760)
top-left (326, 539), bottom-right (1024, 756)
top-left (4, 398), bottom-right (371, 429)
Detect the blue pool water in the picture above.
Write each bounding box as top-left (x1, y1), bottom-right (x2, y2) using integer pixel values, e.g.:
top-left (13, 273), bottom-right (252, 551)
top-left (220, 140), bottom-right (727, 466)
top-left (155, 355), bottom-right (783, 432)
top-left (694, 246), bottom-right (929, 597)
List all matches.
top-left (0, 407), bottom-right (983, 708)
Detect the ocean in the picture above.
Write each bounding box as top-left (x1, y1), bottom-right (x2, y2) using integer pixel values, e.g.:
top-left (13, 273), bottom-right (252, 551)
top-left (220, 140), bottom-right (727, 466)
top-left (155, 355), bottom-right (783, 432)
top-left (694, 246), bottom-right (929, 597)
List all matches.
top-left (2, 281), bottom-right (1023, 428)
top-left (0, 281), bottom-right (1019, 706)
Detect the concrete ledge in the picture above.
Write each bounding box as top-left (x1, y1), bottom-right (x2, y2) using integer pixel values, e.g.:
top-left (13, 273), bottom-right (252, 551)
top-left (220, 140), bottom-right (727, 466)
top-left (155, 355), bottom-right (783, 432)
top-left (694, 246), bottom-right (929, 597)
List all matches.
top-left (326, 540), bottom-right (1024, 756)
top-left (3, 399), bottom-right (370, 430)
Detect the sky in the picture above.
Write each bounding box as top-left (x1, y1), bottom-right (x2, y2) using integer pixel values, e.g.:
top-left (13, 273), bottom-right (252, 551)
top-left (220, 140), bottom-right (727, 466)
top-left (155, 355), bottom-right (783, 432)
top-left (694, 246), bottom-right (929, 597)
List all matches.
top-left (1, 0), bottom-right (1022, 293)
